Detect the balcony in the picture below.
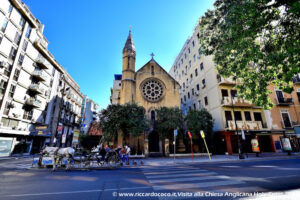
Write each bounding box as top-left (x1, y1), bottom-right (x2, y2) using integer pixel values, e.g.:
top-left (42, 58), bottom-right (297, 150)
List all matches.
top-left (25, 98), bottom-right (41, 108)
top-left (221, 96), bottom-right (255, 107)
top-left (226, 120), bottom-right (264, 131)
top-left (276, 97), bottom-right (294, 106)
top-left (28, 84), bottom-right (44, 94)
top-left (32, 70), bottom-right (47, 81)
top-left (217, 75), bottom-right (236, 86)
top-left (36, 57), bottom-right (48, 69)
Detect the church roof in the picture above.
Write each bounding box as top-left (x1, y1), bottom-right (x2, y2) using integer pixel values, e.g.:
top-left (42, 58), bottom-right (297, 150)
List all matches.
top-left (123, 30), bottom-right (136, 53)
top-left (136, 58), bottom-right (180, 86)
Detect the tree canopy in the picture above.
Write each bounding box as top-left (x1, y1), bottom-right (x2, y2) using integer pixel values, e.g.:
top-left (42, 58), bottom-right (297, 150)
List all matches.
top-left (155, 107), bottom-right (184, 139)
top-left (98, 103), bottom-right (147, 141)
top-left (185, 109), bottom-right (214, 138)
top-left (199, 0), bottom-right (300, 109)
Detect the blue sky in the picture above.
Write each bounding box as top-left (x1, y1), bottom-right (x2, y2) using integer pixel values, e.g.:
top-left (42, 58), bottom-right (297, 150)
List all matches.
top-left (23, 0), bottom-right (215, 110)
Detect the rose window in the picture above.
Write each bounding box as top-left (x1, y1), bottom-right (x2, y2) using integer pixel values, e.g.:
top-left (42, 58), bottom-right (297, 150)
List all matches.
top-left (141, 80), bottom-right (164, 102)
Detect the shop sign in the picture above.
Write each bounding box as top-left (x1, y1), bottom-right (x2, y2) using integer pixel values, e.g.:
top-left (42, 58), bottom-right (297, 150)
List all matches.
top-left (72, 129), bottom-right (80, 144)
top-left (251, 138), bottom-right (260, 152)
top-left (0, 137), bottom-right (13, 157)
top-left (281, 138), bottom-right (292, 151)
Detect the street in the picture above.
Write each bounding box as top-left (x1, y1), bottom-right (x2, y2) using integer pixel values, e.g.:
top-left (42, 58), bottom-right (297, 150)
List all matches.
top-left (0, 158), bottom-right (300, 199)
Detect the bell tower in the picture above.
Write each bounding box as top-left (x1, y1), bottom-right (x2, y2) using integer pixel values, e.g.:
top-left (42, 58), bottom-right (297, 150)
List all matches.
top-left (120, 30), bottom-right (136, 104)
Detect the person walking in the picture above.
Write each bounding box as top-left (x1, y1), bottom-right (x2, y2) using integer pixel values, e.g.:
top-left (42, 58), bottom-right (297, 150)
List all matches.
top-left (125, 145), bottom-right (131, 165)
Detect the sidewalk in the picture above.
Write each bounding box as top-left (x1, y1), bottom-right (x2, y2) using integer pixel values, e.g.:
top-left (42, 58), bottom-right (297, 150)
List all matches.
top-left (135, 152), bottom-right (300, 166)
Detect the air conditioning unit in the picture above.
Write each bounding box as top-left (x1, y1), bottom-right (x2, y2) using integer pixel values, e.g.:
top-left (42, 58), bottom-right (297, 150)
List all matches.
top-left (195, 91), bottom-right (199, 96)
top-left (0, 61), bottom-right (9, 68)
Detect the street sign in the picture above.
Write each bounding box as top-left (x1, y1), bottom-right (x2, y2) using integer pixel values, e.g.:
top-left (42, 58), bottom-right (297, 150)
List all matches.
top-left (200, 130), bottom-right (205, 138)
top-left (174, 129), bottom-right (178, 137)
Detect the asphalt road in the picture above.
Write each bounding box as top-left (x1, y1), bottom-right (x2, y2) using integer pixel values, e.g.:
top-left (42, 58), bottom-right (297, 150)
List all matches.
top-left (0, 158), bottom-right (300, 200)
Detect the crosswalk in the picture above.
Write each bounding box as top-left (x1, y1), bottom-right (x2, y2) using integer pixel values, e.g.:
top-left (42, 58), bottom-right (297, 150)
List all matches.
top-left (141, 165), bottom-right (266, 199)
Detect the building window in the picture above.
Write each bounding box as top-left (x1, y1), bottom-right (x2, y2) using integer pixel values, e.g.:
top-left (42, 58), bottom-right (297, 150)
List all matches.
top-left (234, 111), bottom-right (242, 121)
top-left (198, 100), bottom-right (202, 109)
top-left (221, 89), bottom-right (229, 99)
top-left (190, 73), bottom-right (193, 80)
top-left (9, 46), bottom-right (17, 60)
top-left (14, 31), bottom-right (21, 45)
top-left (192, 40), bottom-right (195, 47)
top-left (225, 111), bottom-right (232, 127)
top-left (280, 110), bottom-right (292, 128)
top-left (204, 96), bottom-right (208, 106)
top-left (188, 92), bottom-right (190, 99)
top-left (17, 53), bottom-right (24, 66)
top-left (182, 70), bottom-right (184, 75)
top-left (200, 62), bottom-right (204, 71)
top-left (231, 89), bottom-right (238, 97)
top-left (244, 111), bottom-right (252, 121)
top-left (181, 98), bottom-right (183, 104)
top-left (184, 53), bottom-right (187, 59)
top-left (25, 25), bottom-right (32, 38)
top-left (13, 68), bottom-right (20, 81)
top-left (3, 102), bottom-right (10, 115)
top-left (188, 48), bottom-right (190, 54)
top-left (196, 84), bottom-right (200, 91)
top-left (183, 82), bottom-right (185, 88)
top-left (19, 17), bottom-right (25, 28)
top-left (8, 84), bottom-right (16, 98)
top-left (1, 19), bottom-right (8, 33)
top-left (189, 106), bottom-right (192, 111)
top-left (0, 34), bottom-right (3, 44)
top-left (23, 109), bottom-right (33, 120)
top-left (4, 64), bottom-right (12, 77)
top-left (22, 40), bottom-right (28, 51)
top-left (184, 95), bottom-right (186, 102)
top-left (0, 80), bottom-right (8, 95)
top-left (181, 58), bottom-right (183, 64)
top-left (192, 88), bottom-right (194, 95)
top-left (202, 79), bottom-right (206, 87)
top-left (195, 68), bottom-right (198, 76)
top-left (193, 54), bottom-right (196, 62)
top-left (189, 60), bottom-right (192, 67)
top-left (193, 103), bottom-right (196, 109)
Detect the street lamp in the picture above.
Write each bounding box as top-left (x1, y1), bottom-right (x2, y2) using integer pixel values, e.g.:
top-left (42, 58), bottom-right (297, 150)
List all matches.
top-left (231, 77), bottom-right (245, 159)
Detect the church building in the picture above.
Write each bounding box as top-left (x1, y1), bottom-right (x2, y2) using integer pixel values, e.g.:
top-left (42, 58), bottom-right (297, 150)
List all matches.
top-left (110, 30), bottom-right (180, 155)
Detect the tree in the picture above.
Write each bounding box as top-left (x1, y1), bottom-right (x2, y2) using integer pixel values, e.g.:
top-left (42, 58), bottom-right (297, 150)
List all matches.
top-left (98, 103), bottom-right (147, 141)
top-left (185, 109), bottom-right (214, 138)
top-left (155, 107), bottom-right (184, 139)
top-left (199, 0), bottom-right (300, 109)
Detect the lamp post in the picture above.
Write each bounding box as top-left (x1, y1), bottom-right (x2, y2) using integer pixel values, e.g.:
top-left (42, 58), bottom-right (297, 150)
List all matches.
top-left (231, 81), bottom-right (245, 159)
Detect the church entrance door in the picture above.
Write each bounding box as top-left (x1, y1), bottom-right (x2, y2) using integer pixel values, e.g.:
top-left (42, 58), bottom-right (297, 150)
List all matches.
top-left (149, 131), bottom-right (159, 152)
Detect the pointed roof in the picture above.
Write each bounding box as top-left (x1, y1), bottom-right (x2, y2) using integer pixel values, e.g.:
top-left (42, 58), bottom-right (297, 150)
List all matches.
top-left (123, 30), bottom-right (136, 53)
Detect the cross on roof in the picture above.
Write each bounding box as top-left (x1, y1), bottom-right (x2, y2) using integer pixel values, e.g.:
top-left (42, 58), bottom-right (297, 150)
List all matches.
top-left (150, 52), bottom-right (155, 59)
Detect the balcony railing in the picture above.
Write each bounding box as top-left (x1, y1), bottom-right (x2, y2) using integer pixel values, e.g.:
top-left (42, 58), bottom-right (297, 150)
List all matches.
top-left (36, 56), bottom-right (48, 69)
top-left (28, 84), bottom-right (44, 94)
top-left (25, 98), bottom-right (41, 108)
top-left (226, 120), bottom-right (264, 130)
top-left (221, 96), bottom-right (254, 107)
top-left (217, 75), bottom-right (236, 86)
top-left (276, 97), bottom-right (294, 106)
top-left (32, 70), bottom-right (47, 81)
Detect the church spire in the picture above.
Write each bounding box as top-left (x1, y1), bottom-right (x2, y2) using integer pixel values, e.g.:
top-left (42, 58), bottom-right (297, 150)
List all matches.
top-left (123, 29), bottom-right (136, 54)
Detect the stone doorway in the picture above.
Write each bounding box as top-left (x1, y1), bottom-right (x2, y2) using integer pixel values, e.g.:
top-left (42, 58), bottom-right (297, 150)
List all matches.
top-left (148, 130), bottom-right (159, 152)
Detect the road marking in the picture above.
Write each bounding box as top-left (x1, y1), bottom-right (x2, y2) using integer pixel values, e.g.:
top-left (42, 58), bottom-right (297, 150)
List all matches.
top-left (149, 174), bottom-right (221, 183)
top-left (146, 172), bottom-right (210, 179)
top-left (153, 180), bottom-right (243, 190)
top-left (144, 169), bottom-right (208, 175)
top-left (7, 186), bottom-right (153, 197)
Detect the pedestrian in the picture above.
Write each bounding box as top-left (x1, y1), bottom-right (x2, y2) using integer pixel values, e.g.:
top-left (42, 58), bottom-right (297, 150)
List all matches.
top-left (105, 145), bottom-right (111, 153)
top-left (99, 144), bottom-right (106, 162)
top-left (125, 145), bottom-right (131, 165)
top-left (120, 146), bottom-right (126, 163)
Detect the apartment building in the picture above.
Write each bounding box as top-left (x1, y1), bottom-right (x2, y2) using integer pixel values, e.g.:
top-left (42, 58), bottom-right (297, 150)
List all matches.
top-left (267, 77), bottom-right (300, 152)
top-left (169, 21), bottom-right (270, 155)
top-left (0, 0), bottom-right (83, 156)
top-left (80, 95), bottom-right (99, 134)
top-left (110, 74), bottom-right (121, 104)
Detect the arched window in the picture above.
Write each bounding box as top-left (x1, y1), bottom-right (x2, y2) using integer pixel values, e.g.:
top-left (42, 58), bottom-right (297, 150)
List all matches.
top-left (151, 66), bottom-right (154, 75)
